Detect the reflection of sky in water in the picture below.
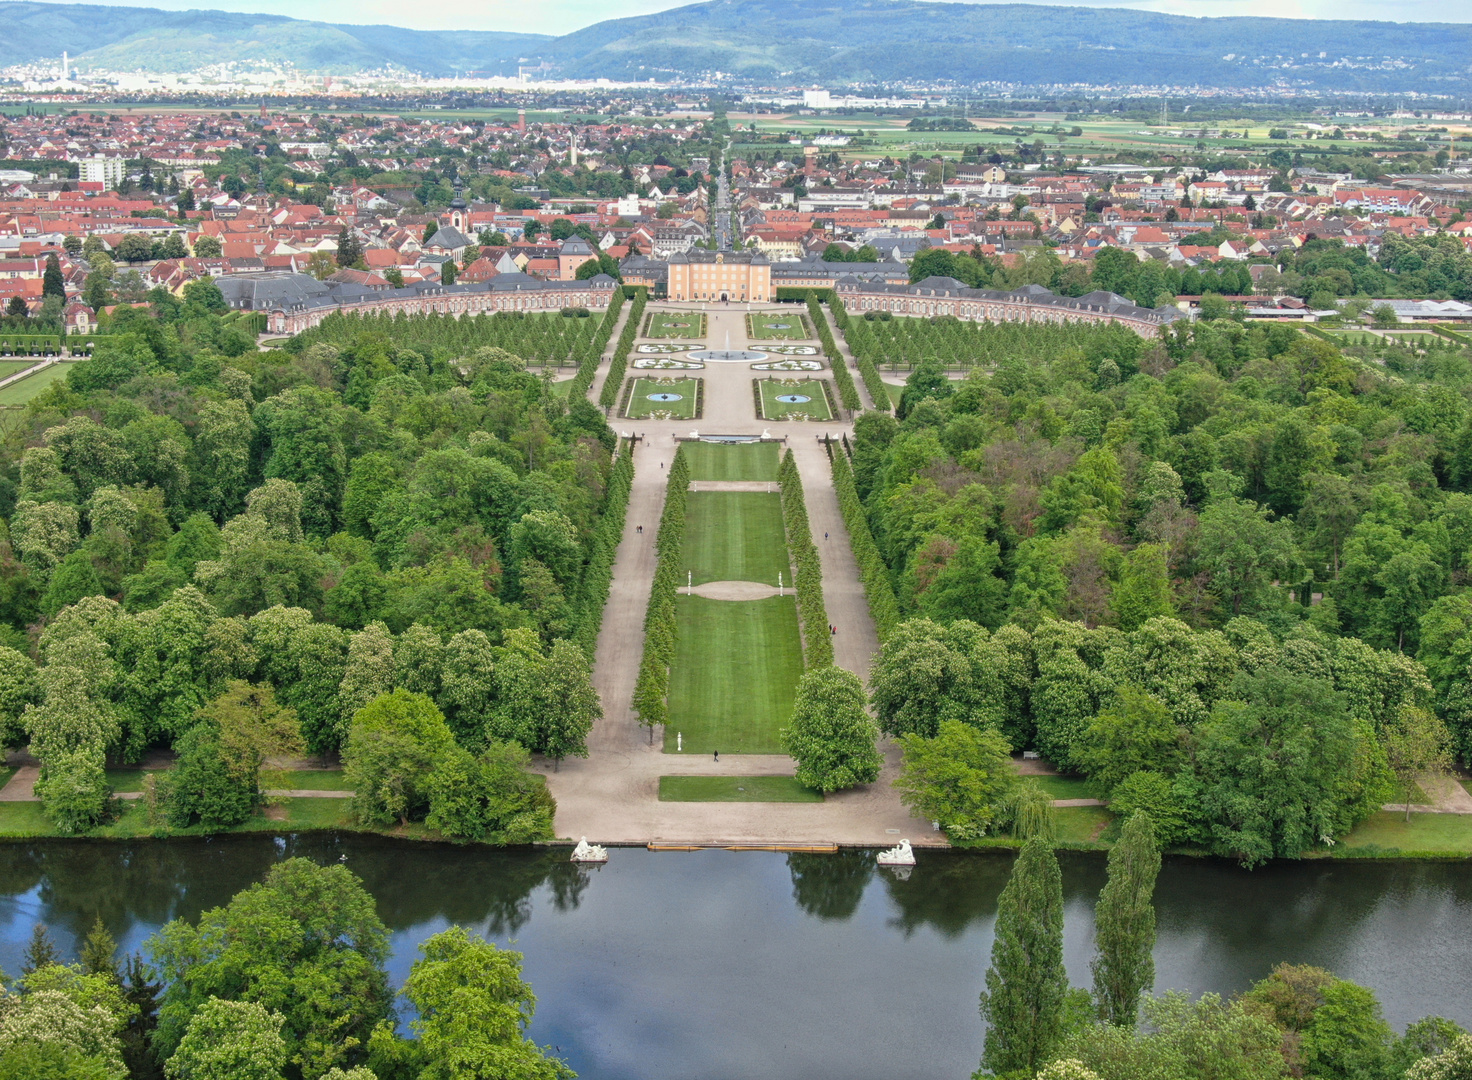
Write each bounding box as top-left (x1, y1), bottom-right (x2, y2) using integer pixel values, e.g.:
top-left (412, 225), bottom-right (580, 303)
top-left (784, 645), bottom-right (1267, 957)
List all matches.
top-left (2, 842), bottom-right (1472, 1080)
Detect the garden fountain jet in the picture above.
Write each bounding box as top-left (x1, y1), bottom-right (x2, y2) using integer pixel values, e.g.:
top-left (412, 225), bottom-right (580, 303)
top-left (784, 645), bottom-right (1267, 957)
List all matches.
top-left (689, 326), bottom-right (765, 363)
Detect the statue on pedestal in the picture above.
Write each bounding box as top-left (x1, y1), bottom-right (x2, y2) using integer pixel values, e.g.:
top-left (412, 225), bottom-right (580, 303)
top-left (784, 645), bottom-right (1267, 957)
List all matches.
top-left (571, 837), bottom-right (608, 863)
top-left (876, 839), bottom-right (915, 866)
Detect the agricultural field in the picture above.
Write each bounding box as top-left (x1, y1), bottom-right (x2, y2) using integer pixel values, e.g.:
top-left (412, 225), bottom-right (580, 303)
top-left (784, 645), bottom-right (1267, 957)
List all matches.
top-left (644, 311), bottom-right (707, 339)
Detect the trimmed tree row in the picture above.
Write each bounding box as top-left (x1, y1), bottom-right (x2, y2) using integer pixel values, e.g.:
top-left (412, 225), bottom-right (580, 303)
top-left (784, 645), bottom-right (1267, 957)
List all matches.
top-left (568, 287), bottom-right (624, 398)
top-left (829, 294), bottom-right (891, 411)
top-left (632, 446), bottom-right (689, 739)
top-left (829, 442), bottom-right (901, 641)
top-left (598, 287), bottom-right (649, 409)
top-left (807, 293), bottom-right (861, 412)
top-left (570, 439), bottom-right (635, 657)
top-left (778, 449), bottom-right (833, 668)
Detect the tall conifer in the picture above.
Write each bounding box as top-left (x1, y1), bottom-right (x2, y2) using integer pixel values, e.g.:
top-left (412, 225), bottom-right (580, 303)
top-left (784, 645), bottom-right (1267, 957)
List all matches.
top-left (979, 836), bottom-right (1068, 1076)
top-left (1091, 811), bottom-right (1161, 1026)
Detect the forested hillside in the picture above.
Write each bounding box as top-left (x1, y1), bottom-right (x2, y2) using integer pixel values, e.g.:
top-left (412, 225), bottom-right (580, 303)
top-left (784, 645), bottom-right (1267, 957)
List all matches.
top-left (0, 280), bottom-right (622, 836)
top-left (847, 307), bottom-right (1472, 863)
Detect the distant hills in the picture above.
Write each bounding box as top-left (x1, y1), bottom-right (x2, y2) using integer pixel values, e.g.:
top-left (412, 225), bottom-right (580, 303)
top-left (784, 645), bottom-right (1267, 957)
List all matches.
top-left (3, 0), bottom-right (1472, 93)
top-left (0, 2), bottom-right (548, 76)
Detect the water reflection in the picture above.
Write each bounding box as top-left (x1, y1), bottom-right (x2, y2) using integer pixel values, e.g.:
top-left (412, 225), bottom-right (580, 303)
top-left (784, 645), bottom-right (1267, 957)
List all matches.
top-left (1, 838), bottom-right (1471, 1080)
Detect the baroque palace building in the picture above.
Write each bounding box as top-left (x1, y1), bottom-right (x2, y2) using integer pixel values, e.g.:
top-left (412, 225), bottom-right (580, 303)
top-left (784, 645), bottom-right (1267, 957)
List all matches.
top-left (666, 249), bottom-right (771, 302)
top-left (218, 270), bottom-right (618, 335)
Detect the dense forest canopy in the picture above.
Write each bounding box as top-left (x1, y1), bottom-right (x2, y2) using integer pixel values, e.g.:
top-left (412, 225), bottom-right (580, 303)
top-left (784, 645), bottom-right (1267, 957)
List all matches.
top-left (850, 308), bottom-right (1472, 863)
top-left (0, 291), bottom-right (620, 835)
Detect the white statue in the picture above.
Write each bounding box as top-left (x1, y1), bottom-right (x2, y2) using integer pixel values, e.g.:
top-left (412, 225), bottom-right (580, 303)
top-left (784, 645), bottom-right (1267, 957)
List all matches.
top-left (876, 838), bottom-right (915, 866)
top-left (571, 837), bottom-right (608, 863)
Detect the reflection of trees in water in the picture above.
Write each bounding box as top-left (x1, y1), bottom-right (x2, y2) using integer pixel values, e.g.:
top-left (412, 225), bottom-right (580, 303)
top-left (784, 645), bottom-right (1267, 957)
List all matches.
top-left (0, 838), bottom-right (286, 949)
top-left (0, 835), bottom-right (590, 957)
top-left (787, 850), bottom-right (873, 921)
top-left (881, 852), bottom-right (1016, 938)
top-left (1147, 856), bottom-right (1472, 959)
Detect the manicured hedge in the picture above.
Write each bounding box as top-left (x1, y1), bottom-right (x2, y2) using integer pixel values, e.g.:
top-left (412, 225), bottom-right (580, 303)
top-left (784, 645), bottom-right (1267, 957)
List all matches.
top-left (830, 442), bottom-right (901, 641)
top-left (632, 446), bottom-right (689, 734)
top-left (570, 439), bottom-right (635, 656)
top-left (598, 287), bottom-right (648, 409)
top-left (807, 293), bottom-right (861, 412)
top-left (830, 294), bottom-right (890, 412)
top-left (778, 449), bottom-right (833, 669)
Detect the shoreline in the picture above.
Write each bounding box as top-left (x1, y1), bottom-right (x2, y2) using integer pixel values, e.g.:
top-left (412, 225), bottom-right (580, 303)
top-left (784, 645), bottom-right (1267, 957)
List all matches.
top-left (0, 798), bottom-right (1468, 863)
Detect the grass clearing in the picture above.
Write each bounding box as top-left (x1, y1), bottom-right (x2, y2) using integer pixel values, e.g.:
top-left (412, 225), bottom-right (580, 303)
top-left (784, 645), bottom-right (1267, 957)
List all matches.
top-left (644, 311), bottom-right (706, 339)
top-left (758, 378), bottom-right (834, 421)
top-left (746, 313), bottom-right (811, 340)
top-left (1023, 775), bottom-right (1095, 801)
top-left (682, 491), bottom-right (789, 585)
top-left (1055, 806), bottom-right (1113, 845)
top-left (0, 361), bottom-right (39, 380)
top-left (682, 440), bottom-right (779, 482)
top-left (268, 769), bottom-right (351, 791)
top-left (104, 768), bottom-right (152, 792)
top-left (0, 363), bottom-right (68, 406)
top-left (658, 775), bottom-right (822, 802)
top-left (666, 594), bottom-right (804, 754)
top-left (625, 377), bottom-right (700, 420)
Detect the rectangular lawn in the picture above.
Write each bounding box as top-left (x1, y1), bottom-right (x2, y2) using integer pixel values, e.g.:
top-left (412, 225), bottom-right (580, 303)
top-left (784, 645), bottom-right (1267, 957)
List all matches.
top-left (682, 440), bottom-right (779, 482)
top-left (746, 313), bottom-right (811, 340)
top-left (644, 311), bottom-right (706, 339)
top-left (658, 775), bottom-right (822, 802)
top-left (0, 363), bottom-right (68, 406)
top-left (665, 594), bottom-right (803, 754)
top-left (682, 491), bottom-right (789, 585)
top-left (625, 377), bottom-right (699, 420)
top-left (758, 378), bottom-right (834, 421)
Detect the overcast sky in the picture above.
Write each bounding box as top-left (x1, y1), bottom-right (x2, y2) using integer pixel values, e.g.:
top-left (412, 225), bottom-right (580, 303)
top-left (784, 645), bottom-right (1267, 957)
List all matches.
top-left (27, 0), bottom-right (1472, 34)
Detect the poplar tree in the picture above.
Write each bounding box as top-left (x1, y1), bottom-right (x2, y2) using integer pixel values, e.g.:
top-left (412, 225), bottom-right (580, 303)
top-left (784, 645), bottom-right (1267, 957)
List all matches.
top-left (1091, 811), bottom-right (1161, 1026)
top-left (979, 836), bottom-right (1068, 1076)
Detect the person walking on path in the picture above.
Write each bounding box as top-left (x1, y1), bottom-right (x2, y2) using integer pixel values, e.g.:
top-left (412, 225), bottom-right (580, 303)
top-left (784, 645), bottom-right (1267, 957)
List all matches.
top-left (714, 750), bottom-right (720, 763)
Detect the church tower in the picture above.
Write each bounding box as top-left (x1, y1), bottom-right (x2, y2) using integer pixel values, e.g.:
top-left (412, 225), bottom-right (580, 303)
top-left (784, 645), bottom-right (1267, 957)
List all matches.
top-left (449, 175), bottom-right (468, 234)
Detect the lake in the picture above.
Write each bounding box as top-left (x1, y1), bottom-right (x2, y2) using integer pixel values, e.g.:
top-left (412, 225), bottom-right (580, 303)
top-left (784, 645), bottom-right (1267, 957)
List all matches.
top-left (1, 835), bottom-right (1469, 1080)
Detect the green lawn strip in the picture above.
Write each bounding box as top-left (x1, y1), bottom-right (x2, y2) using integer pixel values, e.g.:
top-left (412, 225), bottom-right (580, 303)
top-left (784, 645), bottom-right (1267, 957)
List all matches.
top-left (949, 806), bottom-right (1114, 851)
top-left (548, 379), bottom-right (575, 399)
top-left (104, 768), bottom-right (151, 792)
top-left (665, 594), bottom-right (804, 754)
top-left (758, 378), bottom-right (833, 421)
top-left (1337, 811), bottom-right (1472, 855)
top-left (0, 766), bottom-right (14, 790)
top-left (625, 377), bottom-right (699, 420)
top-left (681, 491), bottom-right (789, 585)
top-left (658, 775), bottom-right (822, 802)
top-left (645, 312), bottom-right (705, 339)
top-left (0, 363), bottom-right (68, 406)
top-left (682, 440), bottom-right (779, 481)
top-left (1022, 775), bottom-right (1095, 800)
top-left (0, 361), bottom-right (38, 380)
top-left (885, 383), bottom-right (903, 408)
top-left (266, 769), bottom-right (351, 791)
